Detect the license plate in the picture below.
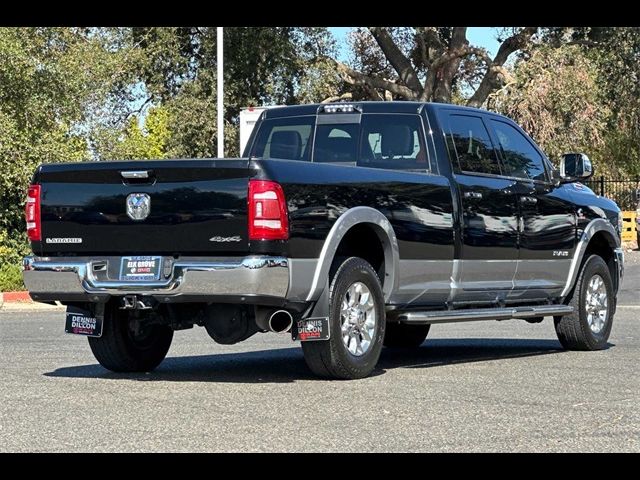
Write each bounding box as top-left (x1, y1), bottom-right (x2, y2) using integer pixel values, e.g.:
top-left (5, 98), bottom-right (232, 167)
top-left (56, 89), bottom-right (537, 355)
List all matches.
top-left (119, 256), bottom-right (162, 281)
top-left (295, 317), bottom-right (330, 342)
top-left (65, 306), bottom-right (103, 337)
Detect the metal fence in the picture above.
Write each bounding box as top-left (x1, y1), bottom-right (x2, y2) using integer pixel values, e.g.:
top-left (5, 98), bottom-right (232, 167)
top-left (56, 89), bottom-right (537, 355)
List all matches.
top-left (584, 177), bottom-right (640, 211)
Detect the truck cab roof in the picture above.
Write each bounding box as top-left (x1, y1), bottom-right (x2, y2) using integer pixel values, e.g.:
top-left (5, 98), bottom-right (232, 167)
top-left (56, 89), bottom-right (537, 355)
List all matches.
top-left (261, 101), bottom-right (499, 119)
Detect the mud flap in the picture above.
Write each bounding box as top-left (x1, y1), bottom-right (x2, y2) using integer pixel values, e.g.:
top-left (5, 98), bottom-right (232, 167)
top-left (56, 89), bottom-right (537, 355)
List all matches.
top-left (65, 303), bottom-right (105, 337)
top-left (292, 278), bottom-right (330, 342)
top-left (293, 317), bottom-right (330, 341)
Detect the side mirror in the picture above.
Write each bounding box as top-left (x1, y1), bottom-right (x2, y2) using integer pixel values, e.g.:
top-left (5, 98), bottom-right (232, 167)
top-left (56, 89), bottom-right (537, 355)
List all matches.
top-left (560, 153), bottom-right (593, 182)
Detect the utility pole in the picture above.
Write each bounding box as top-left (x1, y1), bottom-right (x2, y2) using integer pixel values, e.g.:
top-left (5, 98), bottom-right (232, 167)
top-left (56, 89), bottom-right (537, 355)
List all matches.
top-left (217, 27), bottom-right (224, 158)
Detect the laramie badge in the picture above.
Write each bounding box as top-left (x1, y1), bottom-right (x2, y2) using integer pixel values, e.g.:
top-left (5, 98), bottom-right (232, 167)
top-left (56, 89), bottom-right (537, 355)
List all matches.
top-left (126, 193), bottom-right (150, 221)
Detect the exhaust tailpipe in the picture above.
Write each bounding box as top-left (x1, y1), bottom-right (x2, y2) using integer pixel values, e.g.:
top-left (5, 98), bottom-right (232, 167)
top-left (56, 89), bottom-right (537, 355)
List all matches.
top-left (268, 310), bottom-right (293, 334)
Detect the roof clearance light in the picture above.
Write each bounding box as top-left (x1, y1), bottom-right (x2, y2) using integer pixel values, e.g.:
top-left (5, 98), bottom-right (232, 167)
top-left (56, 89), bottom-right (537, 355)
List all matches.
top-left (323, 104), bottom-right (356, 114)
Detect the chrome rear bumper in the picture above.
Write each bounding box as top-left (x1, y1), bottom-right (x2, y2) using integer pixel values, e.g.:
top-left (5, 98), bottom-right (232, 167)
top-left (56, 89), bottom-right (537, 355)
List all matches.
top-left (23, 255), bottom-right (289, 303)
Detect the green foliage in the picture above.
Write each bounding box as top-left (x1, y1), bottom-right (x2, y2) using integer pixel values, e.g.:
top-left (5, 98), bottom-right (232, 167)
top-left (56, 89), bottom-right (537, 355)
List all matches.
top-left (0, 27), bottom-right (139, 249)
top-left (1, 28), bottom-right (85, 236)
top-left (535, 27), bottom-right (640, 177)
top-left (133, 27), bottom-right (336, 158)
top-left (589, 29), bottom-right (640, 176)
top-left (0, 229), bottom-right (12, 262)
top-left (490, 32), bottom-right (640, 179)
top-left (490, 46), bottom-right (608, 168)
top-left (107, 27), bottom-right (337, 159)
top-left (0, 263), bottom-right (23, 291)
top-left (130, 27), bottom-right (199, 100)
top-left (0, 229), bottom-right (26, 291)
top-left (296, 56), bottom-right (344, 104)
top-left (164, 69), bottom-right (219, 158)
top-left (93, 106), bottom-right (170, 160)
top-left (0, 228), bottom-right (28, 263)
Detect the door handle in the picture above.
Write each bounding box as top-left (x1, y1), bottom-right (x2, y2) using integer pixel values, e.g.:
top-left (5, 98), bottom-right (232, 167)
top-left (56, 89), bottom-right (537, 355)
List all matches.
top-left (520, 196), bottom-right (538, 204)
top-left (120, 170), bottom-right (155, 185)
top-left (464, 191), bottom-right (483, 199)
top-left (121, 170), bottom-right (150, 179)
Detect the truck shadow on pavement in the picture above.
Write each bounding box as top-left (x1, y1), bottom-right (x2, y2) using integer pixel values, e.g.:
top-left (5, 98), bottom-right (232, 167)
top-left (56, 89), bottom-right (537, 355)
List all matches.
top-left (44, 338), bottom-right (575, 383)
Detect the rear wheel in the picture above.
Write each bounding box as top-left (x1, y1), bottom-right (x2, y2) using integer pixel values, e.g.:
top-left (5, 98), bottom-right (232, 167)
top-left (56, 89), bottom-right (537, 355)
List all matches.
top-left (88, 305), bottom-right (173, 372)
top-left (554, 254), bottom-right (614, 350)
top-left (302, 257), bottom-right (385, 379)
top-left (384, 323), bottom-right (430, 348)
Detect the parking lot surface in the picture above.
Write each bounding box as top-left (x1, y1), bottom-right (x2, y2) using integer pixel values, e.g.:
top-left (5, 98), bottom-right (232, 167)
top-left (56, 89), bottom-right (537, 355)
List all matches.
top-left (1, 253), bottom-right (638, 452)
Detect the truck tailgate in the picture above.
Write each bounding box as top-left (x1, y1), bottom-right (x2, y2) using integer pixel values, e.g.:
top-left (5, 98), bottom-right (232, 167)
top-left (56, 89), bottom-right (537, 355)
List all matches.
top-left (33, 159), bottom-right (250, 256)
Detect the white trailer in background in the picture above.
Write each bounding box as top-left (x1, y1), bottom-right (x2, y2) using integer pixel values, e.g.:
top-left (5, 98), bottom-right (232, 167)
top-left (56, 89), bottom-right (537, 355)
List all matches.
top-left (239, 106), bottom-right (283, 156)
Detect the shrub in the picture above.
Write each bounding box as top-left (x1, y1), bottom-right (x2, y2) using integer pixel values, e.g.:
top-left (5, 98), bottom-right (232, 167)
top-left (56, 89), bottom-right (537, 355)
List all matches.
top-left (0, 228), bottom-right (27, 291)
top-left (0, 263), bottom-right (24, 291)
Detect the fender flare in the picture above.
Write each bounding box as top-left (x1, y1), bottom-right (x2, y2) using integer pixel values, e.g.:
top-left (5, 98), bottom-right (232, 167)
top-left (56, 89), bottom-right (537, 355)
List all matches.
top-left (560, 218), bottom-right (620, 298)
top-left (305, 206), bottom-right (400, 303)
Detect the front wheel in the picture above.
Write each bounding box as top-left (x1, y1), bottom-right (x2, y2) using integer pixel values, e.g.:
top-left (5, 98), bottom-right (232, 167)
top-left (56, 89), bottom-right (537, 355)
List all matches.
top-left (88, 305), bottom-right (173, 372)
top-left (302, 257), bottom-right (386, 379)
top-left (554, 254), bottom-right (614, 350)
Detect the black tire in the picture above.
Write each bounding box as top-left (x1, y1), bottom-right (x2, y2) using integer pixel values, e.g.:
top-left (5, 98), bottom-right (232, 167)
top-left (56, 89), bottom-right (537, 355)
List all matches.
top-left (302, 257), bottom-right (385, 379)
top-left (88, 305), bottom-right (173, 372)
top-left (554, 254), bottom-right (614, 351)
top-left (384, 323), bottom-right (430, 348)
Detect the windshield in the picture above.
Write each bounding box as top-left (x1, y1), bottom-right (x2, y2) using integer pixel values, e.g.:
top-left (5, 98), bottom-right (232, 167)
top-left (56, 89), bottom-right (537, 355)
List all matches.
top-left (249, 116), bottom-right (315, 161)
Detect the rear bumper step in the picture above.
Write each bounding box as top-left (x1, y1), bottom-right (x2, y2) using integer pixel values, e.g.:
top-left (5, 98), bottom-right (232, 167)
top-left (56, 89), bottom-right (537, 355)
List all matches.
top-left (392, 305), bottom-right (574, 324)
top-left (23, 255), bottom-right (289, 303)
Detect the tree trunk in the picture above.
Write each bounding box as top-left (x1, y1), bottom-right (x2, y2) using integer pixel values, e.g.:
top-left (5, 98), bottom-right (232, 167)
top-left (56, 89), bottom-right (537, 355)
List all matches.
top-left (432, 27), bottom-right (467, 103)
top-left (467, 27), bottom-right (538, 108)
top-left (334, 27), bottom-right (538, 107)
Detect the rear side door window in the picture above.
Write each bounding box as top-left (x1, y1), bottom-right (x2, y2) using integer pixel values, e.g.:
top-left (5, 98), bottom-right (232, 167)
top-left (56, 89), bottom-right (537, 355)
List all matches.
top-left (358, 114), bottom-right (429, 171)
top-left (446, 114), bottom-right (501, 176)
top-left (489, 119), bottom-right (548, 182)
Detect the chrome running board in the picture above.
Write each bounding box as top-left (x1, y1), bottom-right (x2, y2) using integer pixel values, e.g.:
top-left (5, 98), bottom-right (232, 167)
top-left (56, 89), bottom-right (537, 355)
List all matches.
top-left (392, 305), bottom-right (574, 324)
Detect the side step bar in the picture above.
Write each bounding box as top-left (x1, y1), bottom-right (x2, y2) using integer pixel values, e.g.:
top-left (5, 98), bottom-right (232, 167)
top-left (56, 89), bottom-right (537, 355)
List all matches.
top-left (392, 305), bottom-right (574, 325)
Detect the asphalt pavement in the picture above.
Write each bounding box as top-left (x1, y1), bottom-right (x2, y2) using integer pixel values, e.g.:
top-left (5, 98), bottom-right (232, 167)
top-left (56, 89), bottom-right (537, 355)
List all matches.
top-left (1, 254), bottom-right (638, 452)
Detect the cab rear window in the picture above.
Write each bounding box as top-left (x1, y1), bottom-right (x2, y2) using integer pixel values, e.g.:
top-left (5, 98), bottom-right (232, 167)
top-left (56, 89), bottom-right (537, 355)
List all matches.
top-left (249, 116), bottom-right (315, 161)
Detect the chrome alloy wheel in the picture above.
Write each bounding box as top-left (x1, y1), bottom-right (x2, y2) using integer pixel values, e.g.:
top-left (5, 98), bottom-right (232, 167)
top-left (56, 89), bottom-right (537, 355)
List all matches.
top-left (340, 281), bottom-right (377, 356)
top-left (585, 274), bottom-right (608, 334)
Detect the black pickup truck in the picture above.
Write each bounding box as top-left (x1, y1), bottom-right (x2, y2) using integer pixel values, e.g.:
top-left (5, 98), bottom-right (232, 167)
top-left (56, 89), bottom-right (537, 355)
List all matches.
top-left (23, 102), bottom-right (624, 379)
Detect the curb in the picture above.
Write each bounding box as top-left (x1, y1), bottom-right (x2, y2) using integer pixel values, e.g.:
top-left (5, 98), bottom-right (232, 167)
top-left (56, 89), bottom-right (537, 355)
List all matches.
top-left (0, 290), bottom-right (65, 312)
top-left (2, 291), bottom-right (32, 302)
top-left (0, 290), bottom-right (35, 310)
top-left (1, 302), bottom-right (65, 312)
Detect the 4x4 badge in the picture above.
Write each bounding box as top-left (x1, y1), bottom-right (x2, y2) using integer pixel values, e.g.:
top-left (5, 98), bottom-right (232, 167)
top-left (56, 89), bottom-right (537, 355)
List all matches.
top-left (209, 236), bottom-right (241, 242)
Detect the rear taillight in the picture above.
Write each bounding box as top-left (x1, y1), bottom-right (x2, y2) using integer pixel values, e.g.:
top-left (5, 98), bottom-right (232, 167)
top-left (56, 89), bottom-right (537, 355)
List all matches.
top-left (248, 180), bottom-right (289, 241)
top-left (25, 185), bottom-right (41, 242)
